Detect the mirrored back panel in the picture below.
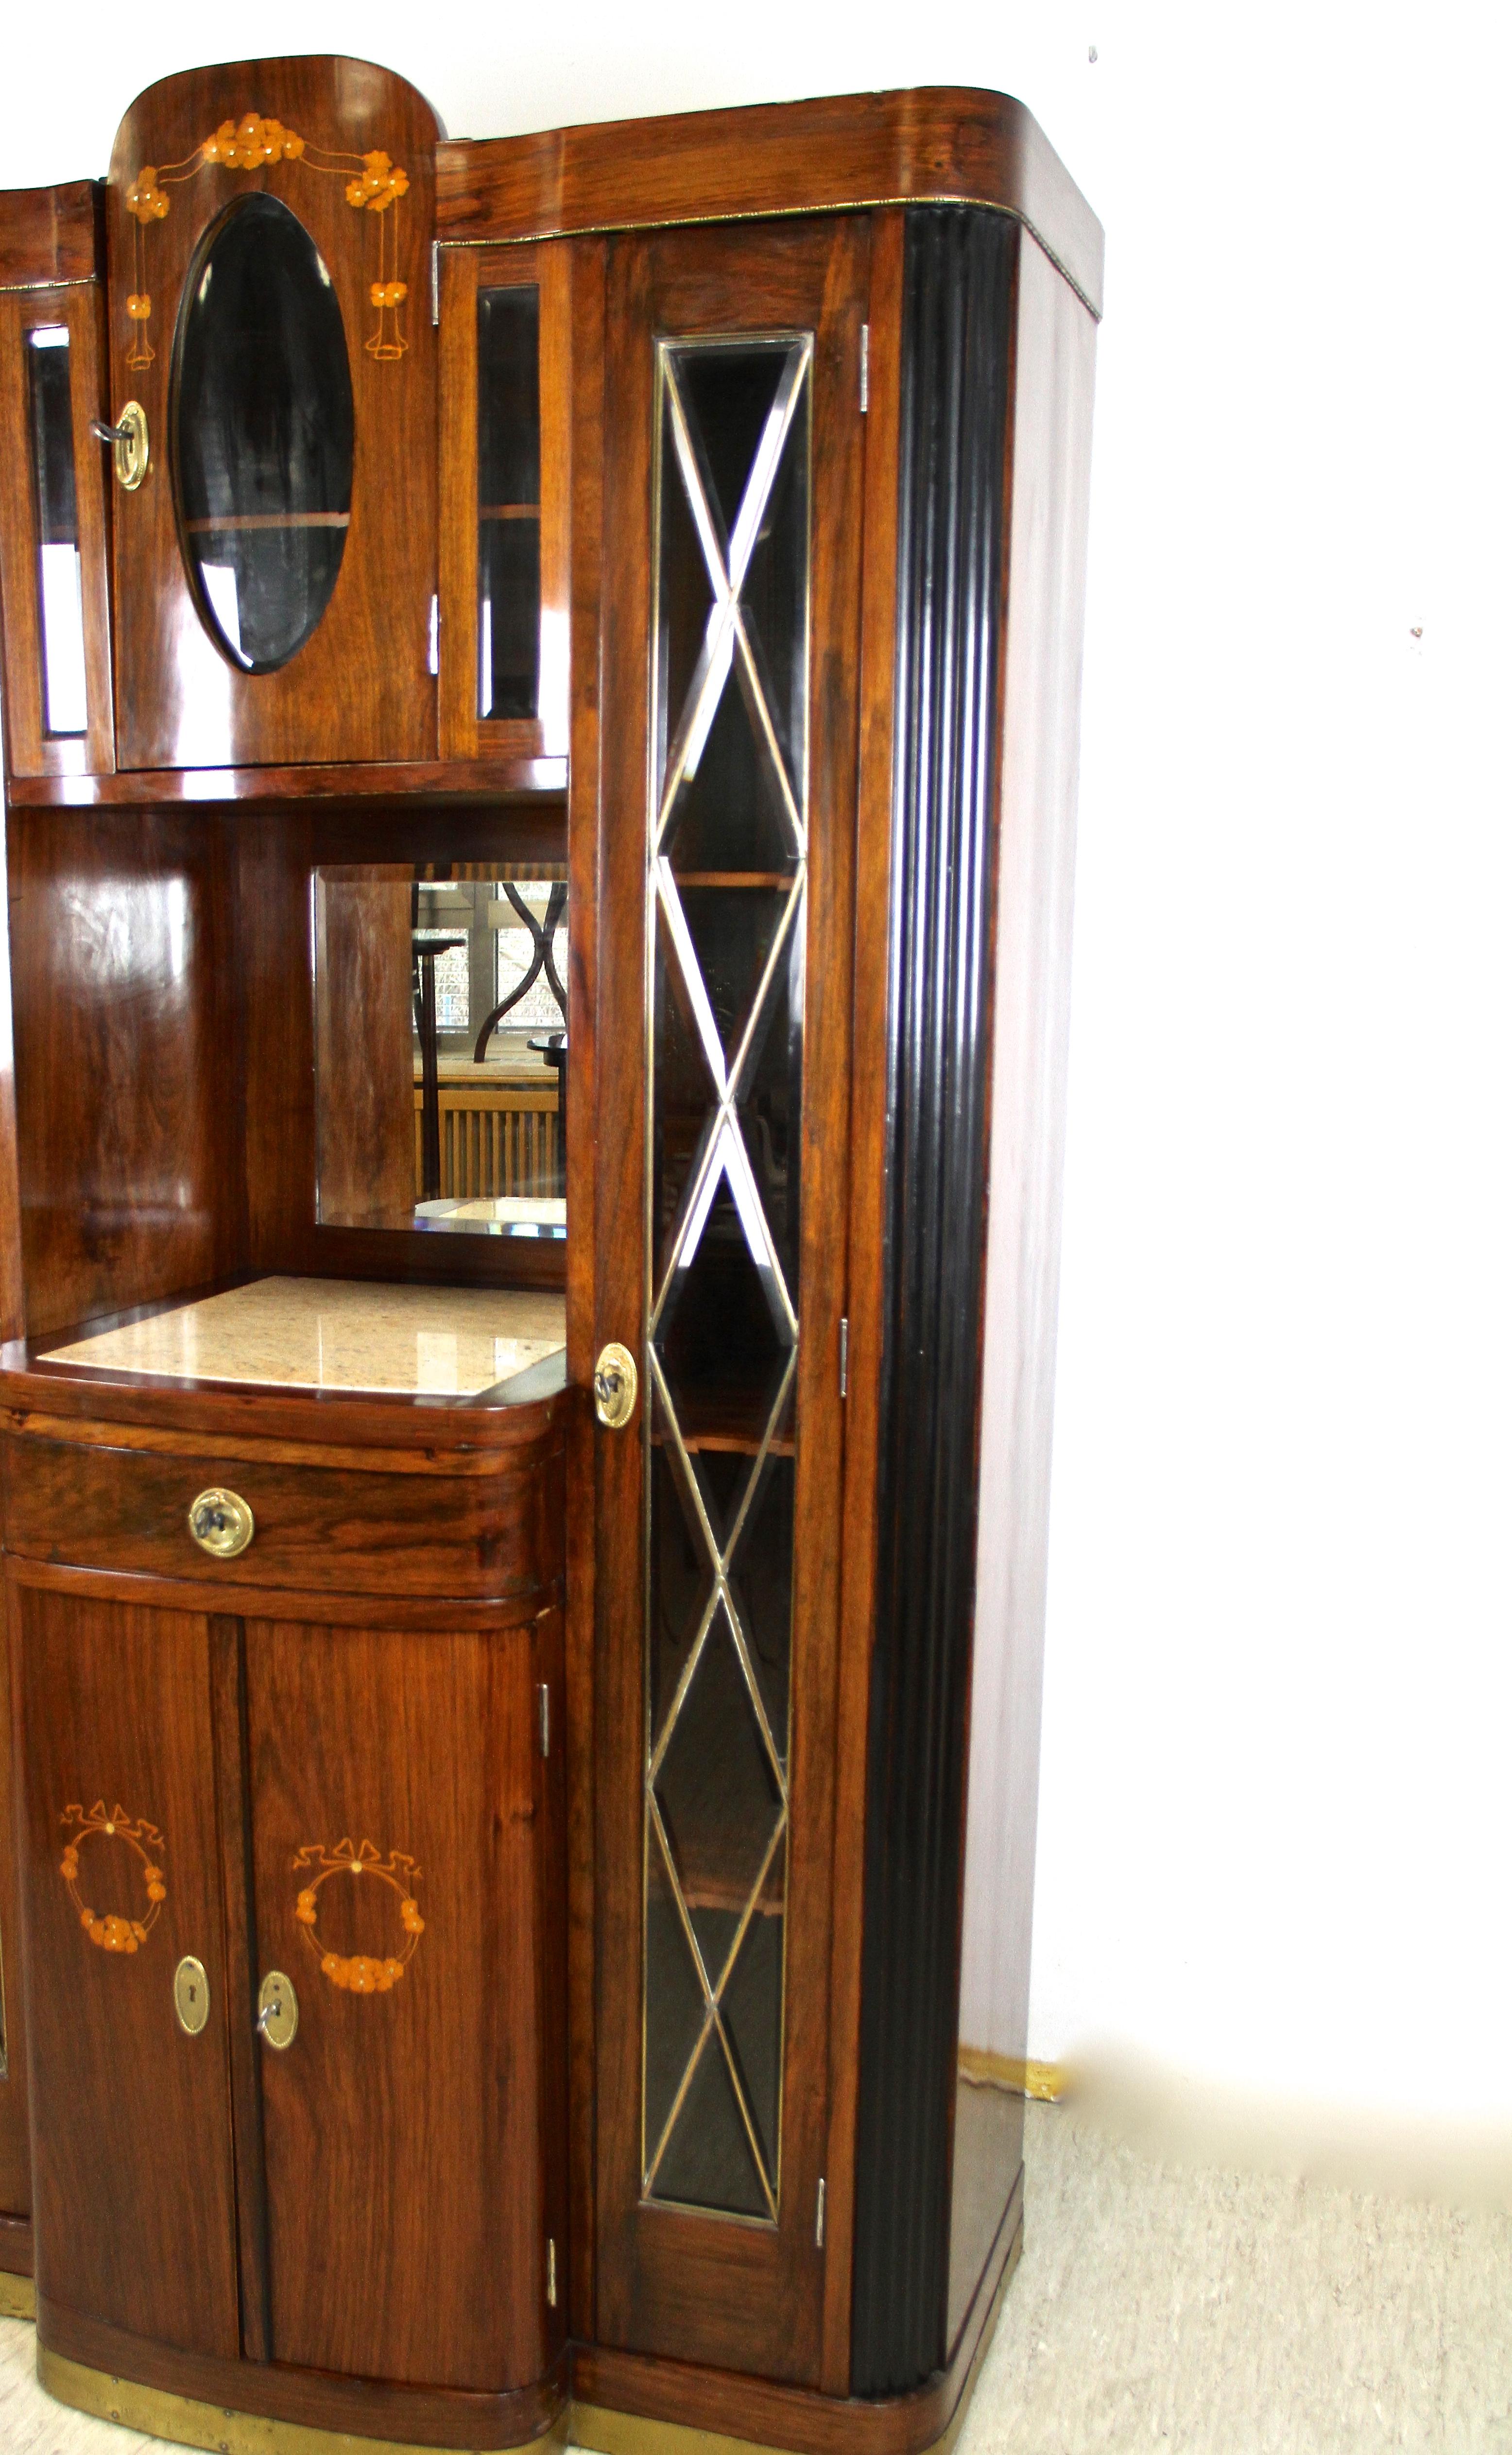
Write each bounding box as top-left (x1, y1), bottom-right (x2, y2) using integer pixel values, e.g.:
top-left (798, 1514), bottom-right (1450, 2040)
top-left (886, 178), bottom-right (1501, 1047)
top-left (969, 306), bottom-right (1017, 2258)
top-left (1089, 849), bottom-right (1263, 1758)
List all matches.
top-left (313, 860), bottom-right (568, 1242)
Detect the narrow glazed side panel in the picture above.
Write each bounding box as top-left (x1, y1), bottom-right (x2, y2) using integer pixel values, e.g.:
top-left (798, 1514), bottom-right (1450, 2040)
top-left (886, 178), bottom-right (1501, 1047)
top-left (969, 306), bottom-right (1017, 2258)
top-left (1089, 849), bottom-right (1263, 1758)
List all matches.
top-left (947, 235), bottom-right (1097, 2345)
top-left (850, 207), bottom-right (1015, 2398)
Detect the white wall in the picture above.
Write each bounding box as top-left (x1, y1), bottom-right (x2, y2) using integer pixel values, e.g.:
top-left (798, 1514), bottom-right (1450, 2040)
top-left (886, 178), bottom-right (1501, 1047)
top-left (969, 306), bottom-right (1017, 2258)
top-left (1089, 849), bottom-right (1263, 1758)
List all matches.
top-left (12, 1), bottom-right (1509, 2128)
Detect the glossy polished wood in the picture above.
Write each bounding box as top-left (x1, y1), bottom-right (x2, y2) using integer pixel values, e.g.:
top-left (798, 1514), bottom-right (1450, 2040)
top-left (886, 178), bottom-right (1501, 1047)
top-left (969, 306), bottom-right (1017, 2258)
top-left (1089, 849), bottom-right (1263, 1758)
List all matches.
top-left (0, 279), bottom-right (115, 777)
top-left (8, 757), bottom-right (568, 804)
top-left (105, 58), bottom-right (441, 770)
top-left (436, 88), bottom-right (1102, 320)
top-left (592, 214), bottom-right (866, 2386)
top-left (14, 1588), bottom-right (242, 2354)
top-left (0, 1576), bottom-right (32, 2224)
top-left (0, 183), bottom-right (99, 291)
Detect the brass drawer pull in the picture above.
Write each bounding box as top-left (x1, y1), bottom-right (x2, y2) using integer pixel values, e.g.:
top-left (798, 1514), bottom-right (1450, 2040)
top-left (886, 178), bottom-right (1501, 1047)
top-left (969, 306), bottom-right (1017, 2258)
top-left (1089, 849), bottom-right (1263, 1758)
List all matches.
top-left (188, 1487), bottom-right (255, 1559)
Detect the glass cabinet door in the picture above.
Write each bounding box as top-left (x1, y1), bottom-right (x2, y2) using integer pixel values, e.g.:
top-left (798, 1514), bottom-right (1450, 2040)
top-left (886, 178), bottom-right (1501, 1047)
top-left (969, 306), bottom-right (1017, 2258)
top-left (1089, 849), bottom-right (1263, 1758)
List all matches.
top-left (593, 215), bottom-right (869, 2387)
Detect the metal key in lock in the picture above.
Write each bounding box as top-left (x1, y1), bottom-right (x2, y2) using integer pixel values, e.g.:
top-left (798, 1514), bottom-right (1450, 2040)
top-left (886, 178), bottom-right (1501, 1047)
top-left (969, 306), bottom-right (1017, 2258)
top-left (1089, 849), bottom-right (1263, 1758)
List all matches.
top-left (257, 1969), bottom-right (299, 2050)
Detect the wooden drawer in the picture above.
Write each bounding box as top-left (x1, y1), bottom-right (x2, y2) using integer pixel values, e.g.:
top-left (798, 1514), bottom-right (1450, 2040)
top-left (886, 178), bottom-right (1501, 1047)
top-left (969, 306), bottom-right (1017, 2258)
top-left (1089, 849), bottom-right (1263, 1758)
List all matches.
top-left (3, 1433), bottom-right (564, 1602)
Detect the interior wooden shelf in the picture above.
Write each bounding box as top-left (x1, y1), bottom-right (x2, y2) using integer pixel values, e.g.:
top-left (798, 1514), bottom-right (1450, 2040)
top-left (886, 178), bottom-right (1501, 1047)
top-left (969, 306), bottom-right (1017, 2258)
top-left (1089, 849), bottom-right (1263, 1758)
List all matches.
top-left (6, 756), bottom-right (568, 808)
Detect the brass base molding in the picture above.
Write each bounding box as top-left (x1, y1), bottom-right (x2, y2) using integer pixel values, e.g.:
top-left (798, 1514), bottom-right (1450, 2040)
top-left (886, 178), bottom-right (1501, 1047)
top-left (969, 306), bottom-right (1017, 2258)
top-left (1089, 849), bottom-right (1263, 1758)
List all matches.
top-left (35, 2236), bottom-right (1019, 2455)
top-left (0, 2268), bottom-right (35, 2320)
top-left (957, 2045), bottom-right (1065, 2103)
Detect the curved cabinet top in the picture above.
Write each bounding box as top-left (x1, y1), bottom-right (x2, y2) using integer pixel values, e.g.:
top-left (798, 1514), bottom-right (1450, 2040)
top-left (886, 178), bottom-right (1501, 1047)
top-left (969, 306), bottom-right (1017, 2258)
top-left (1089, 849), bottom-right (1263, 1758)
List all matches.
top-left (437, 86), bottom-right (1103, 320)
top-left (103, 57), bottom-right (442, 771)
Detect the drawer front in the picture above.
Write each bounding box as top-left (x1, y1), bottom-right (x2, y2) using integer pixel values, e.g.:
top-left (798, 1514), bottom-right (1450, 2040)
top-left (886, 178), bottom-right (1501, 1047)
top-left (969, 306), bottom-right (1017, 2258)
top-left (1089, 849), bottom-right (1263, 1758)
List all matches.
top-left (3, 1437), bottom-right (563, 1601)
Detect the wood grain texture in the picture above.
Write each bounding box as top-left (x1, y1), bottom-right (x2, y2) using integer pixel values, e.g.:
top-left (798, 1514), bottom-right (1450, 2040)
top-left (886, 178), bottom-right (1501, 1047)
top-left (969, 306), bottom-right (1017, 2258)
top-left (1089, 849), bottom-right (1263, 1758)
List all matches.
top-left (4, 1427), bottom-right (564, 1601)
top-left (0, 279), bottom-right (115, 778)
top-left (436, 89), bottom-right (1102, 321)
top-left (8, 757), bottom-right (568, 805)
top-left (105, 57), bottom-right (440, 770)
top-left (38, 2298), bottom-right (567, 2449)
top-left (14, 1587), bottom-right (241, 2355)
top-left (592, 214), bottom-right (867, 2386)
top-left (0, 184), bottom-right (100, 292)
top-left (207, 1612), bottom-right (271, 2361)
top-left (0, 1547), bottom-right (32, 2218)
top-left (7, 805), bottom-right (245, 1340)
top-left (947, 227), bottom-right (1097, 2350)
top-left (244, 1606), bottom-right (557, 2390)
top-left (312, 873), bottom-right (415, 1229)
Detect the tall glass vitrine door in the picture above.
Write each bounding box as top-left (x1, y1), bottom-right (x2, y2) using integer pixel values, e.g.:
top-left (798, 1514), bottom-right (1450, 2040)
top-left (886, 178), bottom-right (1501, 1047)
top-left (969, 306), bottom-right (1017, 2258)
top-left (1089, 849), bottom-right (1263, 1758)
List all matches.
top-left (593, 213), bottom-right (870, 2386)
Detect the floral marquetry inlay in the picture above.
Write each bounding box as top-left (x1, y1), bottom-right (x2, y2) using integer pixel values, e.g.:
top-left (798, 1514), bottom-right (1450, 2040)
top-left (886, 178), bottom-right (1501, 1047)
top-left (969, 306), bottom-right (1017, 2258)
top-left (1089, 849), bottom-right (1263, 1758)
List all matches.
top-left (292, 1837), bottom-right (425, 1995)
top-left (122, 110), bottom-right (411, 370)
top-left (60, 1802), bottom-right (168, 1954)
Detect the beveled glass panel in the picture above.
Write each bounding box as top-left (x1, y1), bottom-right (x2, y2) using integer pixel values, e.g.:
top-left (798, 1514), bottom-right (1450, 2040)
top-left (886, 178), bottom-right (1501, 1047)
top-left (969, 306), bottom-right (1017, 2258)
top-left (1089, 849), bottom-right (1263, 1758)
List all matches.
top-left (642, 330), bottom-right (810, 2224)
top-left (477, 287), bottom-right (541, 720)
top-left (644, 1836), bottom-right (709, 2168)
top-left (24, 326), bottom-right (86, 737)
top-left (174, 194), bottom-right (354, 674)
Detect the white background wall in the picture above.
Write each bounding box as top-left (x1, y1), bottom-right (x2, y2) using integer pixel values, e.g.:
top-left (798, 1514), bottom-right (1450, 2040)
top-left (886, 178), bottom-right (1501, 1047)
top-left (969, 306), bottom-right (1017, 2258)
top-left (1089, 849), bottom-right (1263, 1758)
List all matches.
top-left (11, 2), bottom-right (1509, 2128)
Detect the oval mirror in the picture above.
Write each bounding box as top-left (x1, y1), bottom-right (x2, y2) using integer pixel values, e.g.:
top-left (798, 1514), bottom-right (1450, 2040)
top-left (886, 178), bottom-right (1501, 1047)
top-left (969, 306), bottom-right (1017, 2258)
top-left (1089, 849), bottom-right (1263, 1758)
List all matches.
top-left (172, 192), bottom-right (354, 674)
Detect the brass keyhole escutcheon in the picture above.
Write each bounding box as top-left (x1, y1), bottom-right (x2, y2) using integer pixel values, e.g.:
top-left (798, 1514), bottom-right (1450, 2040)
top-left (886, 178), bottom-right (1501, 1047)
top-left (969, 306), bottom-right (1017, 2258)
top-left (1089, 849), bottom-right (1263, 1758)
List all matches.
top-left (593, 1341), bottom-right (638, 1431)
top-left (173, 1955), bottom-right (209, 2037)
top-left (257, 1970), bottom-right (298, 2051)
top-left (188, 1487), bottom-right (255, 1559)
top-left (104, 399), bottom-right (149, 491)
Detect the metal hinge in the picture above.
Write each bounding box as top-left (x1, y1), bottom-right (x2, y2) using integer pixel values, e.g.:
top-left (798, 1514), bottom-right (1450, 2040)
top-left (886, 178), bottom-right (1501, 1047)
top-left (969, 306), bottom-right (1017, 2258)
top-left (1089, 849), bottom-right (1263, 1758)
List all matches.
top-left (547, 2236), bottom-right (557, 2306)
top-left (815, 2177), bottom-right (826, 2249)
top-left (859, 325), bottom-right (869, 413)
top-left (839, 1318), bottom-right (849, 1399)
top-left (538, 1682), bottom-right (550, 1758)
top-left (427, 594), bottom-right (439, 676)
top-left (430, 240), bottom-right (441, 326)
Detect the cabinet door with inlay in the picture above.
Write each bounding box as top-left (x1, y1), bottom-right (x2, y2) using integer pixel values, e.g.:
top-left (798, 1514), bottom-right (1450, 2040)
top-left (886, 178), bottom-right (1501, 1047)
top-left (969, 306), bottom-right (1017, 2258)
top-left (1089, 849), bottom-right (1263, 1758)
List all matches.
top-left (243, 1606), bottom-right (563, 2392)
top-left (13, 1586), bottom-right (240, 2356)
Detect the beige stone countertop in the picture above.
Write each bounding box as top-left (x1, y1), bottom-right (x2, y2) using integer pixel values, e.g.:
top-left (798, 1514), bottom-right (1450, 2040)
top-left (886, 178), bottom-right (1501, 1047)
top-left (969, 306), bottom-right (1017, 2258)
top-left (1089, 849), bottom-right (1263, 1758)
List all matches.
top-left (42, 1277), bottom-right (567, 1399)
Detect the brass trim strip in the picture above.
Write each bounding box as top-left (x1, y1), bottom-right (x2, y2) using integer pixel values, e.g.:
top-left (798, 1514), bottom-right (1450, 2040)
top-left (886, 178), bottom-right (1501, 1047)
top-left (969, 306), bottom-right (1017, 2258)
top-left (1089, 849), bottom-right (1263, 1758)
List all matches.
top-left (37, 2346), bottom-right (568, 2455)
top-left (0, 2270), bottom-right (34, 2320)
top-left (957, 2045), bottom-right (1064, 2103)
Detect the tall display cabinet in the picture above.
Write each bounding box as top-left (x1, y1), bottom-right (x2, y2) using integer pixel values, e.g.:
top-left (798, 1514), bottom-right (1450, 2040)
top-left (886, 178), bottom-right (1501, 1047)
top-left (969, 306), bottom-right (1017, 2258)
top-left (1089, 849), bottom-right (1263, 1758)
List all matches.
top-left (0, 56), bottom-right (1100, 2455)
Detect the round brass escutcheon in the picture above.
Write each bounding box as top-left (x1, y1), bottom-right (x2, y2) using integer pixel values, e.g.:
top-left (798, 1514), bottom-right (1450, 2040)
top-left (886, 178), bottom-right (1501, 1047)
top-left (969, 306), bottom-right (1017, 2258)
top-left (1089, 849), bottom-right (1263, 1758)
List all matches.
top-left (173, 1955), bottom-right (210, 2037)
top-left (188, 1487), bottom-right (255, 1560)
top-left (593, 1341), bottom-right (638, 1430)
top-left (111, 400), bottom-right (149, 491)
top-left (257, 1969), bottom-right (298, 2051)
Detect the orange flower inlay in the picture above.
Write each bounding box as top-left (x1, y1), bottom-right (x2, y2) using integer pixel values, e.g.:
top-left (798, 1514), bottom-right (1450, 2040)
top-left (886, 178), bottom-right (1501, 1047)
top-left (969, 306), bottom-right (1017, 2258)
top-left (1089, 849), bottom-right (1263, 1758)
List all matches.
top-left (292, 1837), bottom-right (424, 1996)
top-left (59, 1803), bottom-right (167, 1955)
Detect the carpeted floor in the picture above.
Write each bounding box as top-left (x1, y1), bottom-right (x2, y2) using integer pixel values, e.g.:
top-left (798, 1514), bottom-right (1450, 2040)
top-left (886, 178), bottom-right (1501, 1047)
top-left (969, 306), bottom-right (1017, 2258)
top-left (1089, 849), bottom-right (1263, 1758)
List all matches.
top-left (1, 2102), bottom-right (1506, 2452)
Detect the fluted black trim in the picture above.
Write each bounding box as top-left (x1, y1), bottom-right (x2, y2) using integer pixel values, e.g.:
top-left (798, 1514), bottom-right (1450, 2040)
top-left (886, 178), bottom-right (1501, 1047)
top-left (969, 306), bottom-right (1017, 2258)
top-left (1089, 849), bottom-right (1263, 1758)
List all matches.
top-left (850, 206), bottom-right (1016, 2399)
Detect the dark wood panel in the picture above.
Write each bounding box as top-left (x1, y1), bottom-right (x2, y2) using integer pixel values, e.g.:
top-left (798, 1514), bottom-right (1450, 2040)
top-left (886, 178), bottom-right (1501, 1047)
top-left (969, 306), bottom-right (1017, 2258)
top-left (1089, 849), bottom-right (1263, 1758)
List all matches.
top-left (312, 873), bottom-right (414, 1228)
top-left (0, 1554), bottom-right (32, 2217)
top-left (947, 220), bottom-right (1098, 2352)
top-left (207, 1614), bottom-right (270, 2361)
top-left (593, 214), bottom-right (867, 2386)
top-left (244, 1608), bottom-right (557, 2390)
top-left (14, 1587), bottom-right (241, 2355)
top-left (105, 58), bottom-right (440, 769)
top-left (0, 183), bottom-right (100, 290)
top-left (5, 1428), bottom-right (564, 1601)
top-left (7, 757), bottom-right (568, 805)
top-left (38, 2298), bottom-right (567, 2449)
top-left (6, 805), bottom-right (245, 1340)
top-left (436, 88), bottom-right (1103, 319)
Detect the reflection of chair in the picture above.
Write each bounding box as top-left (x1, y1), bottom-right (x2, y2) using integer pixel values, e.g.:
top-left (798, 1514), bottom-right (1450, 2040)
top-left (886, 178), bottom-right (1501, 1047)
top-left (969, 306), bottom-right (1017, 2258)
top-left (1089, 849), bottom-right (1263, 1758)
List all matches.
top-left (529, 1031), bottom-right (568, 1196)
top-left (472, 882), bottom-right (567, 1060)
top-left (411, 931), bottom-right (467, 1200)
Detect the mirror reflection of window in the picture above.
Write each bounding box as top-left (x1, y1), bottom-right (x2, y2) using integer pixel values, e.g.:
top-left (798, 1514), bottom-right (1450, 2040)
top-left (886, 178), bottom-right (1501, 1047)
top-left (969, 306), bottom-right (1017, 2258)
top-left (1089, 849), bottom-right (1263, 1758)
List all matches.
top-left (313, 865), bottom-right (568, 1240)
top-left (25, 325), bottom-right (88, 738)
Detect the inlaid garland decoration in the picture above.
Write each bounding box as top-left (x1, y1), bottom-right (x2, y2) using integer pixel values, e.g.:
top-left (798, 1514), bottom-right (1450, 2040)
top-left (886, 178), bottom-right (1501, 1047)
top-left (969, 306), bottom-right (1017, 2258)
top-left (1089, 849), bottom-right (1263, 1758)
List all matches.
top-left (60, 1802), bottom-right (168, 1955)
top-left (124, 111), bottom-right (411, 372)
top-left (292, 1837), bottom-right (424, 1994)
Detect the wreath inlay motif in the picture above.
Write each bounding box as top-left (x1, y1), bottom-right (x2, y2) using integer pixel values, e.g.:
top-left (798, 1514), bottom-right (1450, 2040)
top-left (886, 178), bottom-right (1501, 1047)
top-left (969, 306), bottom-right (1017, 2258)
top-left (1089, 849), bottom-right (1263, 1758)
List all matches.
top-left (123, 109), bottom-right (411, 371)
top-left (292, 1837), bottom-right (424, 1994)
top-left (60, 1802), bottom-right (168, 1954)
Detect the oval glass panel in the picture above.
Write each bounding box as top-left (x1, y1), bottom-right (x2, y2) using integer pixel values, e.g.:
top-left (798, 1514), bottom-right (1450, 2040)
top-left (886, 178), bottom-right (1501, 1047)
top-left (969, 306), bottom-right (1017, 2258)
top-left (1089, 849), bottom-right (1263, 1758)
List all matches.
top-left (173, 193), bottom-right (354, 674)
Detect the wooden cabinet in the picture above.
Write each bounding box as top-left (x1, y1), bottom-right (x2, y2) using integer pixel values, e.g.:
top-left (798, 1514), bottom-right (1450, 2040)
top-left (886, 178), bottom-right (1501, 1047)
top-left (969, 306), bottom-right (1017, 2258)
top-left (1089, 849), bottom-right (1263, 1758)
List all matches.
top-left (0, 62), bottom-right (1101, 2455)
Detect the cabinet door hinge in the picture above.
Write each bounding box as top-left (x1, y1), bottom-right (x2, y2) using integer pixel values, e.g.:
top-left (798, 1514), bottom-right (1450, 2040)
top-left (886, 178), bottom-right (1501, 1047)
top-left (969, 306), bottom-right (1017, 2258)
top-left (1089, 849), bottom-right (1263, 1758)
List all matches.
top-left (430, 240), bottom-right (441, 326)
top-left (839, 1317), bottom-right (849, 1399)
top-left (547, 2236), bottom-right (557, 2306)
top-left (538, 1682), bottom-right (550, 1758)
top-left (427, 594), bottom-right (439, 677)
top-left (859, 325), bottom-right (869, 414)
top-left (815, 2176), bottom-right (826, 2248)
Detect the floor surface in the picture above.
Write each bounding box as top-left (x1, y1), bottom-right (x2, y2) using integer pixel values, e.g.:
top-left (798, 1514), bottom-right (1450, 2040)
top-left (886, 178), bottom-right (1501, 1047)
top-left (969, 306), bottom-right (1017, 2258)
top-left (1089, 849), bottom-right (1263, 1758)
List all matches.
top-left (2, 2102), bottom-right (1507, 2453)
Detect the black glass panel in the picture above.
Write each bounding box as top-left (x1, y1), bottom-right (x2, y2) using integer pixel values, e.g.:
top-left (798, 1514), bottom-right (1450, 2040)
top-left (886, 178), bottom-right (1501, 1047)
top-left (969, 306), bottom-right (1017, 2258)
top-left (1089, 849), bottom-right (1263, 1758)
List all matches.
top-left (728, 1441), bottom-right (795, 1766)
top-left (648, 1389), bottom-right (713, 1754)
top-left (656, 1173), bottom-right (790, 1449)
top-left (674, 347), bottom-right (785, 544)
top-left (662, 657), bottom-right (798, 877)
top-left (653, 1600), bottom-right (782, 1919)
top-left (25, 327), bottom-right (86, 737)
top-left (174, 193), bottom-right (354, 674)
top-left (721, 1878), bottom-right (786, 2180)
top-left (676, 883), bottom-right (793, 1073)
top-left (657, 381), bottom-right (715, 768)
top-left (644, 1836), bottom-right (709, 2170)
top-left (740, 412), bottom-right (808, 800)
top-left (651, 2025), bottom-right (767, 2218)
top-left (736, 911), bottom-right (804, 1297)
top-left (477, 286), bottom-right (541, 720)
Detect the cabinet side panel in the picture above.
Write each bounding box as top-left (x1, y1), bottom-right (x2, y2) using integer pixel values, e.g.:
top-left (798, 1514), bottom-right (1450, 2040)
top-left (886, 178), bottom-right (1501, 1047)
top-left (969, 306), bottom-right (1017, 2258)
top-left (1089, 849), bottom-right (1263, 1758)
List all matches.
top-left (850, 206), bottom-right (1015, 2399)
top-left (946, 236), bottom-right (1097, 2348)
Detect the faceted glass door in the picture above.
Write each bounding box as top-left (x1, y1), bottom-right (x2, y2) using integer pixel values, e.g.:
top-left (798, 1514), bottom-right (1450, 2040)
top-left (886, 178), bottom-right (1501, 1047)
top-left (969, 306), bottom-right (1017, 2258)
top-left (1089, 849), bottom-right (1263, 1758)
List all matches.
top-left (643, 338), bottom-right (810, 2223)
